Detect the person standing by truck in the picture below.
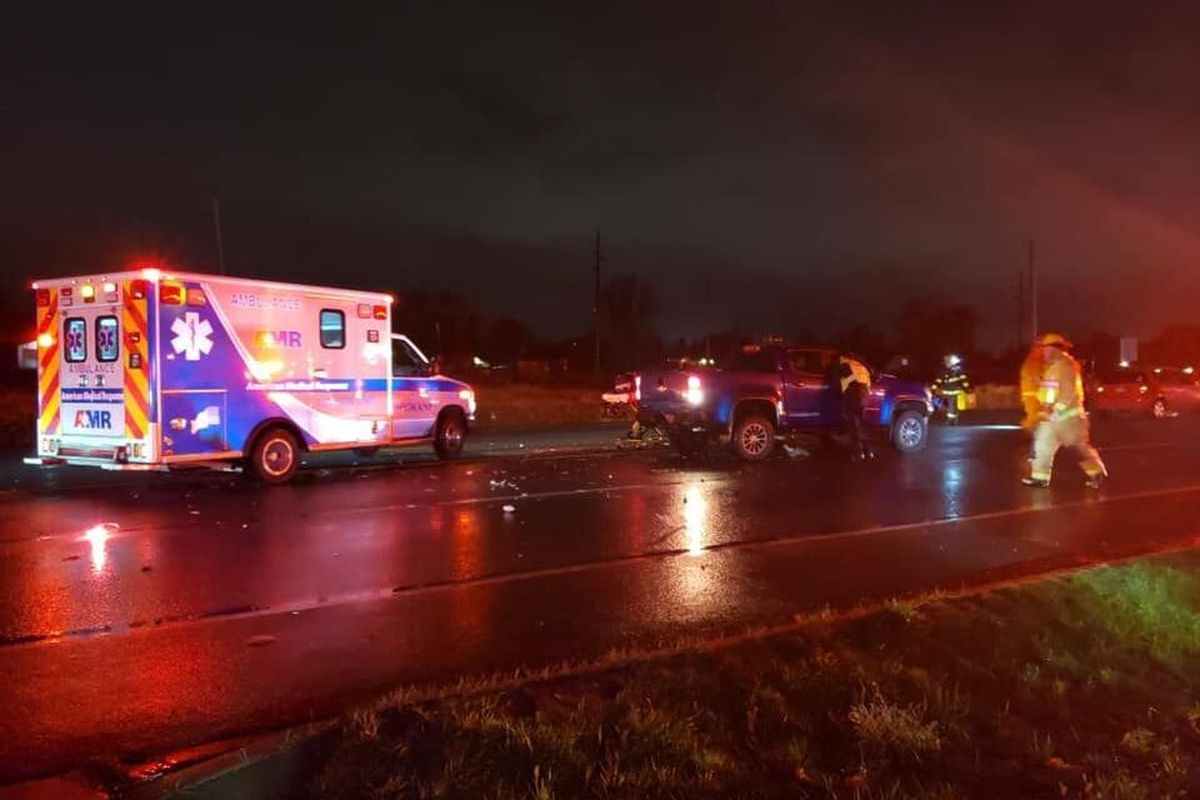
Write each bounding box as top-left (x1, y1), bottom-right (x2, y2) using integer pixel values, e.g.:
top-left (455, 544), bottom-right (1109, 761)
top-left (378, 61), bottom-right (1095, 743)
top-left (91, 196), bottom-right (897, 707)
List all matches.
top-left (1022, 333), bottom-right (1107, 489)
top-left (839, 353), bottom-right (874, 461)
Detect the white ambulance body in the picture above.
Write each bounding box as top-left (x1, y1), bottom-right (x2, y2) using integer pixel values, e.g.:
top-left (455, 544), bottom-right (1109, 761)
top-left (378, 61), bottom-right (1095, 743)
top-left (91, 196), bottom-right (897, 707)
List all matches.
top-left (26, 269), bottom-right (476, 482)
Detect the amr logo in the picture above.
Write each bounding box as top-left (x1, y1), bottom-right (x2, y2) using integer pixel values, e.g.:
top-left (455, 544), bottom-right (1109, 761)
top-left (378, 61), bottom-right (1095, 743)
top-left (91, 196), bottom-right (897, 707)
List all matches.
top-left (74, 409), bottom-right (113, 430)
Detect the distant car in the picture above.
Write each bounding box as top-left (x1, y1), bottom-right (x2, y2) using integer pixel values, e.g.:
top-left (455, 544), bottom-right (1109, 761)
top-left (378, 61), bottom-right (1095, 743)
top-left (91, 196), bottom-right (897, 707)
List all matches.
top-left (635, 344), bottom-right (932, 460)
top-left (1089, 365), bottom-right (1200, 419)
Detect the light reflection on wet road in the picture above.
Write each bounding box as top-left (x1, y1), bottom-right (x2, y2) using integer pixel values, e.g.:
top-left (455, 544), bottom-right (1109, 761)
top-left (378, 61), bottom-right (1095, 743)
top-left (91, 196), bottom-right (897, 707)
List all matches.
top-left (3, 415), bottom-right (1200, 781)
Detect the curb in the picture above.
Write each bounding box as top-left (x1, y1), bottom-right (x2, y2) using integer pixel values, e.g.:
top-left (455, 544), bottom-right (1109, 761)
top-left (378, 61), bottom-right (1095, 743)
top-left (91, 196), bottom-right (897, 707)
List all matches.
top-left (124, 724), bottom-right (329, 799)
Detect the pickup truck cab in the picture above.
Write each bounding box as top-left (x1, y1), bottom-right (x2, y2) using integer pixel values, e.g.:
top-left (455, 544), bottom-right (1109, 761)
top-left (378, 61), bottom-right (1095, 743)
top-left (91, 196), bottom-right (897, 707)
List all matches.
top-left (636, 344), bottom-right (932, 460)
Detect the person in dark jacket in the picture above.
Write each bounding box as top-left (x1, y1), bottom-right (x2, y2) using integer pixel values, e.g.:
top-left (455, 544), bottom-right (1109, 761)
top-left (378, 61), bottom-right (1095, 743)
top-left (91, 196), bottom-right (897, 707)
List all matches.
top-left (838, 354), bottom-right (874, 461)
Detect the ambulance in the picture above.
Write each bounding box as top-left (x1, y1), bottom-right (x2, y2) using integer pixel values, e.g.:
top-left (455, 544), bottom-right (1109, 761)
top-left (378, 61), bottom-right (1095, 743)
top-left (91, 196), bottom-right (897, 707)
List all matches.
top-left (25, 268), bottom-right (477, 483)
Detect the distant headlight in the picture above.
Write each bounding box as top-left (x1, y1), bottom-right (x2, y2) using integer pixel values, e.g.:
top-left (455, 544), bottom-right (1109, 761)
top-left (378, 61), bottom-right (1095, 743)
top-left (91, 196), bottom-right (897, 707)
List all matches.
top-left (685, 374), bottom-right (704, 406)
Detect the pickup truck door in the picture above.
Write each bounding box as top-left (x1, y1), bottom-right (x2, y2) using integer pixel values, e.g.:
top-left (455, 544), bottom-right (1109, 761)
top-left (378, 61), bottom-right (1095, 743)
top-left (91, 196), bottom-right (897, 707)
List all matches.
top-left (782, 351), bottom-right (835, 424)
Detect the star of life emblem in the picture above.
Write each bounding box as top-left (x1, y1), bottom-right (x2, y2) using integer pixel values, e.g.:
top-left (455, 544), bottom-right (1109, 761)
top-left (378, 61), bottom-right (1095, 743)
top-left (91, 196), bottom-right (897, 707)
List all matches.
top-left (171, 311), bottom-right (214, 361)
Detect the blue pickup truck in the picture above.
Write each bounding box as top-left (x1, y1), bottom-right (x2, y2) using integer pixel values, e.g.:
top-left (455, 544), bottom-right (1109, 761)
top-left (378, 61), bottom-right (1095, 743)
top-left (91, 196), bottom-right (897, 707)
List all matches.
top-left (636, 344), bottom-right (933, 460)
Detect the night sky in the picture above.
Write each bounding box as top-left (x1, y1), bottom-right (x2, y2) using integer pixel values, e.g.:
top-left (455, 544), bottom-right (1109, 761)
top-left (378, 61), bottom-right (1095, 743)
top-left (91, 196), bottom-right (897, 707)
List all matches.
top-left (5, 2), bottom-right (1200, 348)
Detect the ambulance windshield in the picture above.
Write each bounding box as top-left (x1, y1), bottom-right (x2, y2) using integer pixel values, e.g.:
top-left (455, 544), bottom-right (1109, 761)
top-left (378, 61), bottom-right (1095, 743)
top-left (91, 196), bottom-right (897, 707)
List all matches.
top-left (392, 337), bottom-right (429, 377)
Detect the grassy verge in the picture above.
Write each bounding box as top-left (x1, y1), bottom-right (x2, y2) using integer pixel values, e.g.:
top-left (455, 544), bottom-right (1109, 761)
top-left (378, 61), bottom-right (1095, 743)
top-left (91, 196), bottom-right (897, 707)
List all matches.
top-left (279, 552), bottom-right (1200, 799)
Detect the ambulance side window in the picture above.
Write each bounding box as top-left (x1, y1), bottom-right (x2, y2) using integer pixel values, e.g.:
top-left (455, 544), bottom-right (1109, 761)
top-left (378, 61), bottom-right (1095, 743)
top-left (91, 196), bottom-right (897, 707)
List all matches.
top-left (392, 338), bottom-right (424, 377)
top-left (319, 309), bottom-right (345, 349)
top-left (96, 316), bottom-right (120, 362)
top-left (64, 318), bottom-right (87, 363)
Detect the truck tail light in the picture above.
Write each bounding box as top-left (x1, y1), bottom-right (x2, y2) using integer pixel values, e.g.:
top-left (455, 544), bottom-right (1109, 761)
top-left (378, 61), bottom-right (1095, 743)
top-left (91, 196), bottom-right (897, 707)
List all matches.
top-left (373, 305), bottom-right (387, 320)
top-left (685, 374), bottom-right (704, 406)
top-left (129, 279), bottom-right (148, 300)
top-left (634, 374), bottom-right (642, 402)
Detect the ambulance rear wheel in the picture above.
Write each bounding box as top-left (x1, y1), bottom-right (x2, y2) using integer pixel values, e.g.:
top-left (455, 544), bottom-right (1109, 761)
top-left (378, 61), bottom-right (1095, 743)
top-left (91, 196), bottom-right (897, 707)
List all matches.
top-left (435, 411), bottom-right (467, 460)
top-left (250, 427), bottom-right (300, 484)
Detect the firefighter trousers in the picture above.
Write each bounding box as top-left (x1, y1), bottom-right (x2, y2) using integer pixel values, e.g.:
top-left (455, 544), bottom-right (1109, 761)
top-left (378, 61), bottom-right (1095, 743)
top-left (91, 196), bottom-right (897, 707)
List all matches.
top-left (1030, 416), bottom-right (1106, 483)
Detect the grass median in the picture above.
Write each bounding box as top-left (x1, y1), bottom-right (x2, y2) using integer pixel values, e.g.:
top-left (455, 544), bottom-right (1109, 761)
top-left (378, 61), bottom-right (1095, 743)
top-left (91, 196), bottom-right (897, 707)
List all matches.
top-left (219, 550), bottom-right (1200, 799)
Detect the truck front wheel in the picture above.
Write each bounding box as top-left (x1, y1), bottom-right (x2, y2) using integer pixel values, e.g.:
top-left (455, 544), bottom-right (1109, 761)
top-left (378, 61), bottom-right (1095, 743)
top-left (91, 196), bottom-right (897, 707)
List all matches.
top-left (732, 414), bottom-right (776, 461)
top-left (892, 410), bottom-right (928, 453)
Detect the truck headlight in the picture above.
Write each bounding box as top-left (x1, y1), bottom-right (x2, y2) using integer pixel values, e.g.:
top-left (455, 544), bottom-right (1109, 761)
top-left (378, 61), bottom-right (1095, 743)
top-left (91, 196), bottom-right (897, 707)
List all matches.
top-left (459, 388), bottom-right (477, 416)
top-left (685, 375), bottom-right (704, 406)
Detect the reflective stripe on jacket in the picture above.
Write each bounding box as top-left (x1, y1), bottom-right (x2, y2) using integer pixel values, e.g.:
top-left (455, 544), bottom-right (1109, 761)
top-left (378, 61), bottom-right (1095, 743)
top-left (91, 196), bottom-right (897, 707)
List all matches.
top-left (1040, 355), bottom-right (1086, 421)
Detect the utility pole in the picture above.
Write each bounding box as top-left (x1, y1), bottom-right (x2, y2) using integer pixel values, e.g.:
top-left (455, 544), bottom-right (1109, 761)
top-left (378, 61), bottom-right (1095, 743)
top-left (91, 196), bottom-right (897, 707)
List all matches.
top-left (212, 196), bottom-right (226, 275)
top-left (1016, 270), bottom-right (1025, 351)
top-left (1028, 239), bottom-right (1037, 341)
top-left (704, 279), bottom-right (713, 360)
top-left (593, 231), bottom-right (602, 377)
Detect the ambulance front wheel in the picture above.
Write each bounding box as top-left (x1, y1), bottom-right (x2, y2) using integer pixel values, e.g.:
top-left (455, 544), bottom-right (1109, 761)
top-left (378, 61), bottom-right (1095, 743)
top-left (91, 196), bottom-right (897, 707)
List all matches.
top-left (249, 427), bottom-right (300, 484)
top-left (435, 411), bottom-right (467, 460)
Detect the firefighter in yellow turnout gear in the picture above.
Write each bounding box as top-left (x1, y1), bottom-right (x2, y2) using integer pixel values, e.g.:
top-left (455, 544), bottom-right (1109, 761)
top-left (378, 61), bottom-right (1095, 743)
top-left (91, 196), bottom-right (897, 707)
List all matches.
top-left (933, 355), bottom-right (970, 424)
top-left (1022, 334), bottom-right (1107, 489)
top-left (1019, 343), bottom-right (1044, 431)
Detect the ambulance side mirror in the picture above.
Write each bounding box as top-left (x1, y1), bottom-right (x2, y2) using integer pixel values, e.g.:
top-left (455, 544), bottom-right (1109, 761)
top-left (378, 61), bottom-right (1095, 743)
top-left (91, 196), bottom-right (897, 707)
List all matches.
top-left (427, 357), bottom-right (442, 377)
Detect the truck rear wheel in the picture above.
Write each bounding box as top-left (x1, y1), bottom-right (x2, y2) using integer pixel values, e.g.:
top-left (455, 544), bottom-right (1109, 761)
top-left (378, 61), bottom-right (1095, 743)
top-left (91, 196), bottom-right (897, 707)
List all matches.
top-left (249, 427), bottom-right (300, 484)
top-left (732, 414), bottom-right (776, 461)
top-left (434, 411), bottom-right (467, 460)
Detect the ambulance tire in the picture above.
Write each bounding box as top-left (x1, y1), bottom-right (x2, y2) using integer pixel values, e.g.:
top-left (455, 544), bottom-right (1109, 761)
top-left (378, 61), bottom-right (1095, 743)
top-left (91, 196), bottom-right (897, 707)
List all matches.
top-left (435, 410), bottom-right (467, 460)
top-left (249, 427), bottom-right (300, 484)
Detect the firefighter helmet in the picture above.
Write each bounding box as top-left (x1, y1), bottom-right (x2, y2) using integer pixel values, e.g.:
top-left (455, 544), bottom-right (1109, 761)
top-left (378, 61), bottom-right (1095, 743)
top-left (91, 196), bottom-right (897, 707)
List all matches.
top-left (1039, 332), bottom-right (1073, 350)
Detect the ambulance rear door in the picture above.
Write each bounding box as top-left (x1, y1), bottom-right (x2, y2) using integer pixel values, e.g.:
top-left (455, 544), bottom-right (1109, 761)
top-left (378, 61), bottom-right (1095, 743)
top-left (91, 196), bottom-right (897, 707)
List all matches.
top-left (38, 277), bottom-right (155, 463)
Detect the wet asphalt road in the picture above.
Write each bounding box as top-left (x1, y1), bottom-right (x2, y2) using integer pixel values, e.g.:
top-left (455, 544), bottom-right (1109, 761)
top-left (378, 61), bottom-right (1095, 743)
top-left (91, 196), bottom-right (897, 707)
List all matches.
top-left (4, 415), bottom-right (1200, 782)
